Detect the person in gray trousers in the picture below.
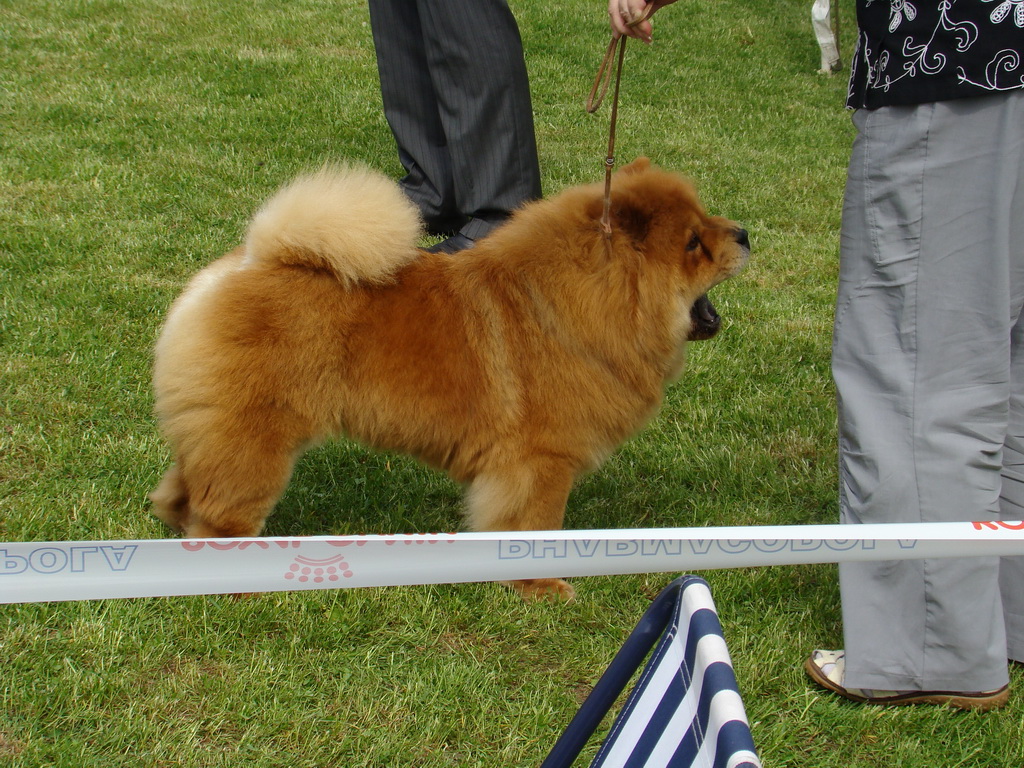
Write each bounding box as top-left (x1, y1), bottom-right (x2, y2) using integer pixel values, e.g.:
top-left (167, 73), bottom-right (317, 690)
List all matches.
top-left (804, 0), bottom-right (1024, 711)
top-left (612, 0), bottom-right (1023, 710)
top-left (368, 0), bottom-right (542, 254)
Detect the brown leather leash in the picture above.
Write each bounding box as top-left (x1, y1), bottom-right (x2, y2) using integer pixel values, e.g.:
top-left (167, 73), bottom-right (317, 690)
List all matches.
top-left (585, 5), bottom-right (658, 238)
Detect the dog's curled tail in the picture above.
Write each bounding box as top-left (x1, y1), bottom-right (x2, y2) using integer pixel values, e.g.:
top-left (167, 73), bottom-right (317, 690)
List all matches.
top-left (244, 164), bottom-right (424, 286)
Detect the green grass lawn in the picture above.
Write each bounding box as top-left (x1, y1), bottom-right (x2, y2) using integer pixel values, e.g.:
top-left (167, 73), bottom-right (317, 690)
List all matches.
top-left (2, 0), bottom-right (1022, 765)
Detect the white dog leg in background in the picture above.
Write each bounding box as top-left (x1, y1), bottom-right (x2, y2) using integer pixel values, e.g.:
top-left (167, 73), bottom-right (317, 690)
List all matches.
top-left (811, 0), bottom-right (842, 74)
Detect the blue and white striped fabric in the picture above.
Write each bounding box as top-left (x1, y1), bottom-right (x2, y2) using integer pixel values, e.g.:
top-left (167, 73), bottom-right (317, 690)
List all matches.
top-left (541, 576), bottom-right (760, 768)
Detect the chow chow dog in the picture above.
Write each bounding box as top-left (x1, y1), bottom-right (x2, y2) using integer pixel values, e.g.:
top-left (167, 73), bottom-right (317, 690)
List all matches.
top-left (150, 158), bottom-right (749, 599)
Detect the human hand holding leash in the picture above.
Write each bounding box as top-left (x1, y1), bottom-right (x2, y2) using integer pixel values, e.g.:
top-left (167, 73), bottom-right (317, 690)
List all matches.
top-left (607, 0), bottom-right (678, 42)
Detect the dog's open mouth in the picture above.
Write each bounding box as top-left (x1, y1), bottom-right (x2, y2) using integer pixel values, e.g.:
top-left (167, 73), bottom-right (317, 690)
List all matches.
top-left (687, 294), bottom-right (721, 341)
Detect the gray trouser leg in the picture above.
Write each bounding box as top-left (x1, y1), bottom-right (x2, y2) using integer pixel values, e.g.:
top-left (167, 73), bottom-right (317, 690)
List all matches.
top-left (834, 92), bottom-right (1024, 691)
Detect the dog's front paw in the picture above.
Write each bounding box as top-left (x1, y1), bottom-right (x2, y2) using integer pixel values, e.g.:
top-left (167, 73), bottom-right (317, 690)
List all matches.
top-left (502, 578), bottom-right (576, 602)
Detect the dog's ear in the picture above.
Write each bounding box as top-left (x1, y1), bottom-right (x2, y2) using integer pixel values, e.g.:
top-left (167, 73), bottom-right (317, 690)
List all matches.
top-left (586, 189), bottom-right (651, 243)
top-left (608, 192), bottom-right (651, 242)
top-left (617, 157), bottom-right (651, 176)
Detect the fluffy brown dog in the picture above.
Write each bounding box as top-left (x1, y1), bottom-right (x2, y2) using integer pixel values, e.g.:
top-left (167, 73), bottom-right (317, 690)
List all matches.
top-left (150, 158), bottom-right (749, 599)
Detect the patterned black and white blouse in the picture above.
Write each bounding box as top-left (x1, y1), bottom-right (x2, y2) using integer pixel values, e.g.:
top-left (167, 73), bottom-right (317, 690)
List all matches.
top-left (849, 0), bottom-right (1024, 107)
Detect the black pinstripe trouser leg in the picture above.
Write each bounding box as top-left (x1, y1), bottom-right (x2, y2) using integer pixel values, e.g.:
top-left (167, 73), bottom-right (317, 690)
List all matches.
top-left (368, 0), bottom-right (542, 239)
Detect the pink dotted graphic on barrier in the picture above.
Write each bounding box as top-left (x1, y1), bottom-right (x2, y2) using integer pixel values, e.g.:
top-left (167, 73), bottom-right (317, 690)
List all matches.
top-left (284, 554), bottom-right (353, 583)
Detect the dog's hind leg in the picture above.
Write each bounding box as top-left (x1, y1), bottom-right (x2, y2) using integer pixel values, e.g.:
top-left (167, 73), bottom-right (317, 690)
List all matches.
top-left (464, 456), bottom-right (578, 601)
top-left (180, 448), bottom-right (300, 538)
top-left (152, 416), bottom-right (307, 538)
top-left (149, 464), bottom-right (190, 532)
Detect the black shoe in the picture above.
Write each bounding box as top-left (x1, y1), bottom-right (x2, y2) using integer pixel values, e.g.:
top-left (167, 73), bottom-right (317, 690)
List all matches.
top-left (423, 217), bottom-right (467, 238)
top-left (425, 233), bottom-right (475, 254)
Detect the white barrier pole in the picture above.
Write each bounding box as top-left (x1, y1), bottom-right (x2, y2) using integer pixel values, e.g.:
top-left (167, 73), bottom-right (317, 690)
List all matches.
top-left (3, 521), bottom-right (1023, 604)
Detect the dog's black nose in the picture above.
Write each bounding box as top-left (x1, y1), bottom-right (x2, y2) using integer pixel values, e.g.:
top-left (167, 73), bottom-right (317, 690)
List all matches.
top-left (734, 228), bottom-right (750, 248)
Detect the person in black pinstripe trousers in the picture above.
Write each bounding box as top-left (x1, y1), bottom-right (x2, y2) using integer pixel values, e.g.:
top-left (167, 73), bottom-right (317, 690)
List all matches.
top-left (368, 0), bottom-right (542, 254)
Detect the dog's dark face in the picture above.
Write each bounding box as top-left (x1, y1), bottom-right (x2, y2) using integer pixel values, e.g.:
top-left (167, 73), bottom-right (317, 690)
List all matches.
top-left (687, 294), bottom-right (721, 341)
